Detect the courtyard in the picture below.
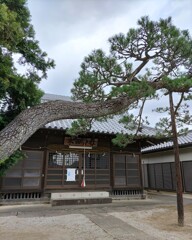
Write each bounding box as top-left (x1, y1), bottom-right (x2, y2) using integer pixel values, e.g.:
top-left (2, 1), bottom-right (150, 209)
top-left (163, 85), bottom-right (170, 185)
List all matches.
top-left (0, 192), bottom-right (192, 240)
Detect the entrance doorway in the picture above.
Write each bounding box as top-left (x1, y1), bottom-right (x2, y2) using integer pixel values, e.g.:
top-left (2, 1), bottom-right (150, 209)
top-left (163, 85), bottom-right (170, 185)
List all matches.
top-left (45, 151), bottom-right (110, 190)
top-left (46, 152), bottom-right (83, 188)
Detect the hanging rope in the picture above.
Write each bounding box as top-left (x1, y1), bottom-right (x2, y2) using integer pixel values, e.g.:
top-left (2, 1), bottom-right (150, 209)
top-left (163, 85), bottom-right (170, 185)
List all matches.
top-left (81, 143), bottom-right (86, 187)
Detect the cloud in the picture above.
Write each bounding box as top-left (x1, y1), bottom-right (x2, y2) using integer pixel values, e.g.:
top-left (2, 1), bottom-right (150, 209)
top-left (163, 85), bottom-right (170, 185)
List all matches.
top-left (26, 0), bottom-right (192, 127)
top-left (28, 0), bottom-right (168, 48)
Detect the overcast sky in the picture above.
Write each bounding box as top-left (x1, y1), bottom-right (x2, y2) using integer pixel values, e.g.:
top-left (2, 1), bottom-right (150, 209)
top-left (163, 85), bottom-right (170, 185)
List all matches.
top-left (27, 0), bottom-right (192, 126)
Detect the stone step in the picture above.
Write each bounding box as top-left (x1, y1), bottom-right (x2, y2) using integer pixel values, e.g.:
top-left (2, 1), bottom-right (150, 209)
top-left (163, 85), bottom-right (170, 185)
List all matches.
top-left (51, 191), bottom-right (112, 206)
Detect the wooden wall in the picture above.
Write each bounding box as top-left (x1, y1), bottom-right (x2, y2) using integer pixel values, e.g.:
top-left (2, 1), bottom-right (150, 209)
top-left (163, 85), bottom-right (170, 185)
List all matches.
top-left (0, 129), bottom-right (142, 193)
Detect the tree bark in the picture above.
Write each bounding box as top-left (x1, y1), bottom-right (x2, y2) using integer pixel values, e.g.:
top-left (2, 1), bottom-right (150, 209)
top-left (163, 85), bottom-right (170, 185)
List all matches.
top-left (0, 96), bottom-right (134, 161)
top-left (169, 92), bottom-right (184, 227)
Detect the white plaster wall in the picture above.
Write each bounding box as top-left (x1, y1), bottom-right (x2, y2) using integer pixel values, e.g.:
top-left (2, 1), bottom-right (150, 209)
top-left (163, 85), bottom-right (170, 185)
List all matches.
top-left (142, 147), bottom-right (192, 164)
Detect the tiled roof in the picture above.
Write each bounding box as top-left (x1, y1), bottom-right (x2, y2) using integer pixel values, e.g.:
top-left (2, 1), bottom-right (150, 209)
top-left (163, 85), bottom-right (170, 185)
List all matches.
top-left (42, 93), bottom-right (157, 136)
top-left (142, 130), bottom-right (192, 153)
top-left (42, 93), bottom-right (72, 102)
top-left (45, 115), bottom-right (157, 136)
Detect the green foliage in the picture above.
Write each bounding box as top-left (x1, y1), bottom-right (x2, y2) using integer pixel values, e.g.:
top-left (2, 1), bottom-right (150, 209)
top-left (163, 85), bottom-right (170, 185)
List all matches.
top-left (111, 80), bottom-right (155, 99)
top-left (0, 0), bottom-right (55, 129)
top-left (112, 133), bottom-right (134, 148)
top-left (0, 1), bottom-right (55, 169)
top-left (118, 114), bottom-right (137, 131)
top-left (0, 2), bottom-right (24, 50)
top-left (0, 150), bottom-right (25, 176)
top-left (0, 0), bottom-right (55, 80)
top-left (109, 16), bottom-right (192, 66)
top-left (162, 76), bottom-right (192, 92)
top-left (71, 16), bottom-right (192, 146)
top-left (0, 74), bottom-right (43, 129)
top-left (154, 91), bottom-right (192, 137)
top-left (71, 49), bottom-right (123, 102)
top-left (72, 16), bottom-right (192, 103)
top-left (66, 119), bottom-right (93, 136)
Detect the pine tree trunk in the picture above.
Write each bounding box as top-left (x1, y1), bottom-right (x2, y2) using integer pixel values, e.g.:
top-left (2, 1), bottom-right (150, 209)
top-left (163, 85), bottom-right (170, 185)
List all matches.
top-left (0, 97), bottom-right (133, 161)
top-left (169, 92), bottom-right (184, 227)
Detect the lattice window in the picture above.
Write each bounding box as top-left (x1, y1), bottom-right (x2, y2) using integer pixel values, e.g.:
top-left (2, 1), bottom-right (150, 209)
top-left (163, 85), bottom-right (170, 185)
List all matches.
top-left (114, 154), bottom-right (141, 187)
top-left (96, 153), bottom-right (109, 169)
top-left (85, 153), bottom-right (95, 169)
top-left (48, 153), bottom-right (64, 167)
top-left (64, 153), bottom-right (79, 168)
top-left (2, 151), bottom-right (43, 190)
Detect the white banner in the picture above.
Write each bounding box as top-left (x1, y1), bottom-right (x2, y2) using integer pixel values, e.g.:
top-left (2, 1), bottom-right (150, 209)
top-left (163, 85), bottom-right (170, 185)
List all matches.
top-left (66, 168), bottom-right (76, 181)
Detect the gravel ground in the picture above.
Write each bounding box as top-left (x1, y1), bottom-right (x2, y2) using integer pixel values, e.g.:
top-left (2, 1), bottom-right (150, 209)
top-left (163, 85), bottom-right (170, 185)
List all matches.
top-left (0, 199), bottom-right (192, 240)
top-left (110, 205), bottom-right (192, 240)
top-left (0, 214), bottom-right (112, 240)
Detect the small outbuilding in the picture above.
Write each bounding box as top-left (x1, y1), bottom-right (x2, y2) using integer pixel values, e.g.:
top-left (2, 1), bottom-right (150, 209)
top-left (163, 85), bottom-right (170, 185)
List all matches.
top-left (142, 130), bottom-right (192, 193)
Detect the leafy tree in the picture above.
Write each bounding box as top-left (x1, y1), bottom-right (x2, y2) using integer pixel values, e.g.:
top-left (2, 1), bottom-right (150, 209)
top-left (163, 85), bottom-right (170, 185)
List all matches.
top-left (0, 14), bottom-right (191, 225)
top-left (0, 0), bottom-right (55, 173)
top-left (0, 0), bottom-right (55, 128)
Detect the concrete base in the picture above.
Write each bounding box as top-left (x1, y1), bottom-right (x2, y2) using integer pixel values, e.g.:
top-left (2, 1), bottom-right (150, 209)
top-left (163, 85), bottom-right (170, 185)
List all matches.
top-left (52, 198), bottom-right (112, 206)
top-left (51, 191), bottom-right (112, 206)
